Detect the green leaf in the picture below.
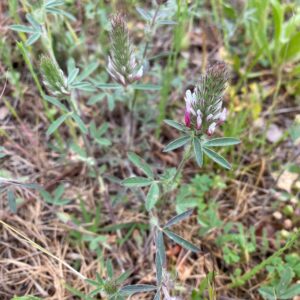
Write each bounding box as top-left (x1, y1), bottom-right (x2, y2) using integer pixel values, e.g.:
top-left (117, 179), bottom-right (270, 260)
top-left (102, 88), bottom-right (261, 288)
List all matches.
top-left (120, 284), bottom-right (157, 295)
top-left (9, 25), bottom-right (37, 33)
top-left (7, 189), bottom-right (17, 213)
top-left (155, 251), bottom-right (162, 284)
top-left (87, 93), bottom-right (106, 105)
top-left (131, 84), bottom-right (161, 91)
top-left (281, 32), bottom-right (300, 62)
top-left (46, 114), bottom-right (69, 136)
top-left (71, 82), bottom-right (95, 92)
top-left (26, 32), bottom-right (41, 46)
top-left (26, 14), bottom-right (41, 30)
top-left (44, 95), bottom-right (69, 112)
top-left (271, 0), bottom-right (283, 52)
top-left (203, 137), bottom-right (240, 147)
top-left (0, 146), bottom-right (7, 158)
top-left (157, 20), bottom-right (177, 25)
top-left (136, 7), bottom-right (152, 21)
top-left (116, 270), bottom-right (131, 284)
top-left (258, 286), bottom-right (276, 300)
top-left (193, 137), bottom-right (203, 167)
top-left (44, 0), bottom-right (65, 8)
top-left (71, 114), bottom-right (87, 134)
top-left (164, 119), bottom-right (188, 132)
top-left (46, 7), bottom-right (76, 21)
top-left (67, 67), bottom-right (79, 85)
top-left (76, 62), bottom-right (99, 81)
top-left (278, 267), bottom-right (293, 293)
top-left (156, 230), bottom-right (166, 266)
top-left (12, 297), bottom-right (42, 300)
top-left (121, 177), bottom-right (153, 188)
top-left (163, 209), bottom-right (194, 228)
top-left (95, 138), bottom-right (111, 147)
top-left (145, 183), bottom-right (159, 211)
top-left (95, 83), bottom-right (122, 90)
top-left (203, 147), bottom-right (231, 170)
top-left (163, 135), bottom-right (191, 152)
top-left (106, 259), bottom-right (114, 279)
top-left (280, 284), bottom-right (300, 299)
top-left (163, 229), bottom-right (200, 253)
top-left (128, 152), bottom-right (153, 178)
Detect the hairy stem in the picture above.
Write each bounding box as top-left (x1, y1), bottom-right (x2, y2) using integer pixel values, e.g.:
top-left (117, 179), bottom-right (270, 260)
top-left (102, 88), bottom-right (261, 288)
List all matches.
top-left (128, 4), bottom-right (161, 145)
top-left (173, 145), bottom-right (192, 183)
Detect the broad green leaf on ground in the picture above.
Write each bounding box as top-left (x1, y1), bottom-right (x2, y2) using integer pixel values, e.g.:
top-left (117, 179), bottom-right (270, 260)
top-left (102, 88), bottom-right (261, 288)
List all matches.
top-left (193, 137), bottom-right (203, 166)
top-left (121, 177), bottom-right (153, 188)
top-left (163, 229), bottom-right (200, 253)
top-left (280, 284), bottom-right (300, 299)
top-left (145, 182), bottom-right (159, 211)
top-left (128, 152), bottom-right (154, 178)
top-left (163, 209), bottom-right (194, 228)
top-left (203, 137), bottom-right (240, 147)
top-left (163, 135), bottom-right (191, 152)
top-left (203, 147), bottom-right (231, 170)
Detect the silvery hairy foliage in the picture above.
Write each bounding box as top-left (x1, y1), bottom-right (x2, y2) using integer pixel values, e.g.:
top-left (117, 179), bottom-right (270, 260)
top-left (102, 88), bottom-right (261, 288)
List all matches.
top-left (164, 62), bottom-right (240, 170)
top-left (108, 14), bottom-right (143, 86)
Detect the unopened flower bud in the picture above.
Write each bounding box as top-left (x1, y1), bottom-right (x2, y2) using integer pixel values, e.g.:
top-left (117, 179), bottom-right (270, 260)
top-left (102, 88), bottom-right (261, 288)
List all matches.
top-left (218, 108), bottom-right (227, 124)
top-left (207, 122), bottom-right (216, 136)
top-left (40, 55), bottom-right (69, 96)
top-left (206, 114), bottom-right (213, 121)
top-left (184, 110), bottom-right (191, 128)
top-left (108, 13), bottom-right (143, 86)
top-left (196, 110), bottom-right (202, 130)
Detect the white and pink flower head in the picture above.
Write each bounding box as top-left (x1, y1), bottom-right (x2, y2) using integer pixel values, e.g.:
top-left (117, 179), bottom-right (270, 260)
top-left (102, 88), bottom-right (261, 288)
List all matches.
top-left (183, 62), bottom-right (229, 136)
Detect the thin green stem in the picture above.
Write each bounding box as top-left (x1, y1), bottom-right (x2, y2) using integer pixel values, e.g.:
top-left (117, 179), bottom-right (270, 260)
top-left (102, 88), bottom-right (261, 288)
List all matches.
top-left (172, 144), bottom-right (192, 183)
top-left (128, 4), bottom-right (161, 144)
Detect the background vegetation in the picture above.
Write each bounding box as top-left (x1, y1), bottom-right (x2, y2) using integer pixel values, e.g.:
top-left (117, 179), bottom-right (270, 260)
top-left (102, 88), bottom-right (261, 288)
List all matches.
top-left (0, 0), bottom-right (300, 299)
